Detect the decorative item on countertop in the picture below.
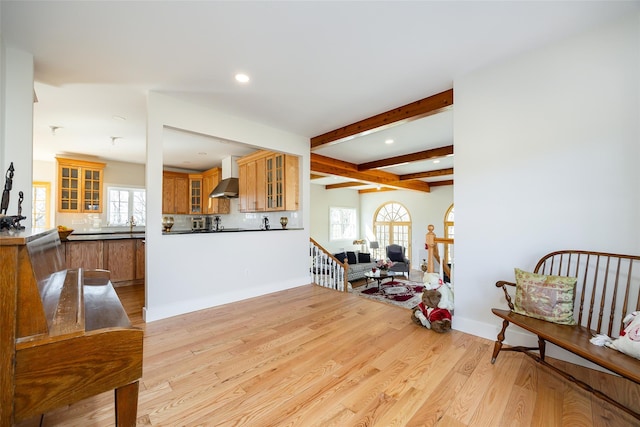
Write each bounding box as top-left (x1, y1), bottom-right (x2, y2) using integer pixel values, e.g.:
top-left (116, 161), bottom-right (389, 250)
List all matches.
top-left (261, 216), bottom-right (270, 230)
top-left (421, 259), bottom-right (428, 272)
top-left (1, 162), bottom-right (15, 215)
top-left (213, 215), bottom-right (222, 231)
top-left (162, 216), bottom-right (174, 232)
top-left (0, 163), bottom-right (26, 231)
top-left (57, 225), bottom-right (74, 241)
top-left (280, 216), bottom-right (288, 229)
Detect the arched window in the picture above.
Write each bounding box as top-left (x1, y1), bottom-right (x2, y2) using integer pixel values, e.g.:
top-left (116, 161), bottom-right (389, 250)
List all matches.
top-left (444, 204), bottom-right (454, 264)
top-left (373, 202), bottom-right (411, 261)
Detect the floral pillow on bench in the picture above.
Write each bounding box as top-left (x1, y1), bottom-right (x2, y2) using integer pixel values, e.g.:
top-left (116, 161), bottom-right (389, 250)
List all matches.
top-left (513, 268), bottom-right (577, 325)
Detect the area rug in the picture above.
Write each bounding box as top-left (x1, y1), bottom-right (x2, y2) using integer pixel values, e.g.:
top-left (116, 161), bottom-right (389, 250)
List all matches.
top-left (352, 279), bottom-right (424, 310)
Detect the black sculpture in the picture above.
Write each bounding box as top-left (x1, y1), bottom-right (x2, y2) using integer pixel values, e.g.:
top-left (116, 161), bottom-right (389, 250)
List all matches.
top-left (0, 214), bottom-right (25, 231)
top-left (1, 162), bottom-right (14, 215)
top-left (0, 163), bottom-right (26, 231)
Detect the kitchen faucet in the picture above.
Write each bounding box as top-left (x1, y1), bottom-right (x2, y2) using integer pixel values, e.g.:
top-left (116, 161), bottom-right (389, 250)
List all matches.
top-left (127, 216), bottom-right (136, 233)
top-left (213, 215), bottom-right (221, 231)
top-left (262, 216), bottom-right (270, 230)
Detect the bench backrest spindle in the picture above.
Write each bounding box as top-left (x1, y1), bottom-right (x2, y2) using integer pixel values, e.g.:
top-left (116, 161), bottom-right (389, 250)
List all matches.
top-left (534, 250), bottom-right (640, 339)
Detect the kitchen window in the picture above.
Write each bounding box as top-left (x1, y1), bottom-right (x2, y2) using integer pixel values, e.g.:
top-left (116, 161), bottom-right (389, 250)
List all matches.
top-left (32, 181), bottom-right (51, 228)
top-left (107, 186), bottom-right (146, 226)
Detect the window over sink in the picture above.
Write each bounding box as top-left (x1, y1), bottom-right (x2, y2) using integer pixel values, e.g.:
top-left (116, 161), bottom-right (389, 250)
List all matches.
top-left (107, 186), bottom-right (146, 227)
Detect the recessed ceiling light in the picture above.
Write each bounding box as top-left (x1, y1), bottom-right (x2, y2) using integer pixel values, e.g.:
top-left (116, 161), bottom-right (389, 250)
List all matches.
top-left (235, 73), bottom-right (250, 83)
top-left (198, 152), bottom-right (207, 156)
top-left (385, 139), bottom-right (394, 145)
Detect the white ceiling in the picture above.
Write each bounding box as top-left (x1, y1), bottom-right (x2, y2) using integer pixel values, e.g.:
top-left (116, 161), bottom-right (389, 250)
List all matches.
top-left (2, 1), bottom-right (638, 179)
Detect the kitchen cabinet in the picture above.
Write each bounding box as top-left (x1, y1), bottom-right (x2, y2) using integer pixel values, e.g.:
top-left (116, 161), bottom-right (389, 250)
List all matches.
top-left (237, 152), bottom-right (266, 212)
top-left (104, 240), bottom-right (136, 283)
top-left (56, 157), bottom-right (105, 213)
top-left (266, 153), bottom-right (299, 211)
top-left (202, 167), bottom-right (230, 214)
top-left (64, 237), bottom-right (145, 285)
top-left (135, 239), bottom-right (145, 280)
top-left (162, 171), bottom-right (189, 214)
top-left (189, 174), bottom-right (203, 214)
top-left (237, 150), bottom-right (298, 212)
top-left (65, 240), bottom-right (103, 270)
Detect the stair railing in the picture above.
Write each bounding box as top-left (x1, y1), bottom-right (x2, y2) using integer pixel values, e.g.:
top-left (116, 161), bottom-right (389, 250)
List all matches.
top-left (425, 224), bottom-right (454, 281)
top-left (309, 238), bottom-right (349, 292)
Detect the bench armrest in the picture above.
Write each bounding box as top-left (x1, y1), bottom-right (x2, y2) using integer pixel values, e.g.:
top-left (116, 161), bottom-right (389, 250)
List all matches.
top-left (495, 280), bottom-right (516, 310)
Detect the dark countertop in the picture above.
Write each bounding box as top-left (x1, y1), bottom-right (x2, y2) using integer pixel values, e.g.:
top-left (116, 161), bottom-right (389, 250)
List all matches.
top-left (67, 232), bottom-right (145, 241)
top-left (163, 227), bottom-right (302, 235)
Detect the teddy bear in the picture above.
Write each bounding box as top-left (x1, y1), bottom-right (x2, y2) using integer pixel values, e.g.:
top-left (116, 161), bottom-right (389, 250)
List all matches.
top-left (411, 289), bottom-right (452, 333)
top-left (422, 272), bottom-right (454, 313)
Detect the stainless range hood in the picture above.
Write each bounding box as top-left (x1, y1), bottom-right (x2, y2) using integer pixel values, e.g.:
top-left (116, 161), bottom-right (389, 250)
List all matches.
top-left (209, 177), bottom-right (239, 198)
top-left (209, 156), bottom-right (239, 198)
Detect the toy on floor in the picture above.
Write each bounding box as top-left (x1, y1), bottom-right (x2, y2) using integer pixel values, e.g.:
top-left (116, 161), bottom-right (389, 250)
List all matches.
top-left (411, 272), bottom-right (454, 333)
top-left (411, 289), bottom-right (452, 333)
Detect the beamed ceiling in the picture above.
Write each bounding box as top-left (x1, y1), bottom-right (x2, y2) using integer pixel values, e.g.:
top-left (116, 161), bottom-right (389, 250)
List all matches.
top-left (309, 89), bottom-right (454, 194)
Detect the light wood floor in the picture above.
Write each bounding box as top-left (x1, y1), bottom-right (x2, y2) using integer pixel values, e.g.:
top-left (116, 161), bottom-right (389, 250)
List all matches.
top-left (23, 283), bottom-right (640, 426)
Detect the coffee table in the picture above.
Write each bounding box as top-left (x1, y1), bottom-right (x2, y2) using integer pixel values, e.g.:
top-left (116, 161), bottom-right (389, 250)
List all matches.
top-left (364, 270), bottom-right (400, 291)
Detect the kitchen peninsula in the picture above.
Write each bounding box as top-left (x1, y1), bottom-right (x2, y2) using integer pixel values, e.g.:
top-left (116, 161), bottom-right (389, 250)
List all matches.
top-left (163, 226), bottom-right (302, 235)
top-left (65, 231), bottom-right (145, 286)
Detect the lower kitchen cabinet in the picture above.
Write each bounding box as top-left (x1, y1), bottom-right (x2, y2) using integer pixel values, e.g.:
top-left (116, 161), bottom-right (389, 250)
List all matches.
top-left (135, 239), bottom-right (145, 280)
top-left (65, 238), bottom-right (145, 285)
top-left (66, 241), bottom-right (103, 270)
top-left (104, 240), bottom-right (136, 283)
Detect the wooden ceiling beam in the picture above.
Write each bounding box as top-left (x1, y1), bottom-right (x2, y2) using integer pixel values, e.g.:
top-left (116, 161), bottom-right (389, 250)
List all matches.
top-left (311, 153), bottom-right (430, 192)
top-left (325, 181), bottom-right (367, 189)
top-left (428, 179), bottom-right (454, 187)
top-left (400, 167), bottom-right (453, 180)
top-left (310, 89), bottom-right (454, 150)
top-left (357, 145), bottom-right (454, 171)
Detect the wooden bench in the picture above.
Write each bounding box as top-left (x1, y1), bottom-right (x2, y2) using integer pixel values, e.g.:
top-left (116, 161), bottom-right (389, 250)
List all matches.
top-left (491, 250), bottom-right (640, 420)
top-left (0, 228), bottom-right (143, 426)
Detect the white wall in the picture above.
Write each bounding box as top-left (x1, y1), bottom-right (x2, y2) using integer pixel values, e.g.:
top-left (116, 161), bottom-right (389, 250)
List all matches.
top-left (1, 45), bottom-right (33, 223)
top-left (145, 92), bottom-right (310, 321)
top-left (453, 14), bottom-right (640, 364)
top-left (309, 184), bottom-right (359, 253)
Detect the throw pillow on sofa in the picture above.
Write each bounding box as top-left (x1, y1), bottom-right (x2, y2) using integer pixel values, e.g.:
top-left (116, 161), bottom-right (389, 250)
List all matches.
top-left (334, 252), bottom-right (346, 263)
top-left (358, 253), bottom-right (371, 263)
top-left (346, 251), bottom-right (357, 264)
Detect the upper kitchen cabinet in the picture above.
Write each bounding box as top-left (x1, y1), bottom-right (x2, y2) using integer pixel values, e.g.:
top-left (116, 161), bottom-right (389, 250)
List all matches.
top-left (188, 174), bottom-right (203, 214)
top-left (237, 150), bottom-right (299, 212)
top-left (266, 153), bottom-right (299, 211)
top-left (162, 171), bottom-right (189, 214)
top-left (56, 157), bottom-right (105, 213)
top-left (237, 153), bottom-right (266, 212)
top-left (202, 167), bottom-right (230, 215)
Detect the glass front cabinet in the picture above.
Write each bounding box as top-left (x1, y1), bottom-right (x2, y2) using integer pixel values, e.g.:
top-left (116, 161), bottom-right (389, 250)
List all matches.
top-left (57, 157), bottom-right (105, 213)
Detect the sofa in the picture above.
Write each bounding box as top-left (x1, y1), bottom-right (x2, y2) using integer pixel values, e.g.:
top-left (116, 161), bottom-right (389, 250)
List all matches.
top-left (333, 251), bottom-right (376, 282)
